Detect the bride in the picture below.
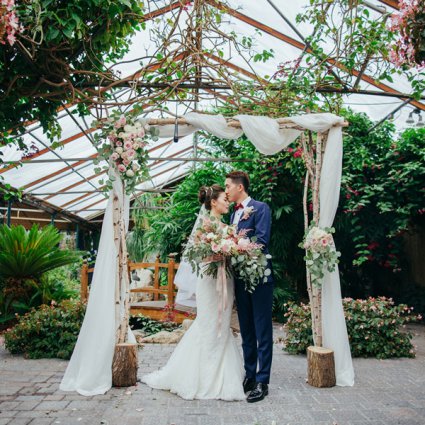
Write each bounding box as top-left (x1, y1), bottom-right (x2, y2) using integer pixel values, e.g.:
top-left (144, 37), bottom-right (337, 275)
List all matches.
top-left (141, 184), bottom-right (246, 401)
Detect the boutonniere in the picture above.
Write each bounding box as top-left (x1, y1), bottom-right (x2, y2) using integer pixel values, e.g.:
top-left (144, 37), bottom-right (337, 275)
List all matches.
top-left (241, 206), bottom-right (255, 221)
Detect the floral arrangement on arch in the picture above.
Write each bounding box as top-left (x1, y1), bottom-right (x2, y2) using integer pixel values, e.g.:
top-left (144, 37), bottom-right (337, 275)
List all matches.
top-left (0, 0), bottom-right (23, 46)
top-left (94, 111), bottom-right (159, 194)
top-left (299, 224), bottom-right (341, 286)
top-left (388, 0), bottom-right (425, 68)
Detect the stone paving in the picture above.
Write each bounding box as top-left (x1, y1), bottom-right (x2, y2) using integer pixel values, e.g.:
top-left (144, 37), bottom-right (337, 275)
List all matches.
top-left (1, 324), bottom-right (424, 425)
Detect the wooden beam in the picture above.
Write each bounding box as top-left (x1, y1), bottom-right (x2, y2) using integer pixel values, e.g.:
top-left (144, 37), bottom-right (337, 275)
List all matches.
top-left (142, 2), bottom-right (181, 21)
top-left (378, 0), bottom-right (399, 9)
top-left (22, 153), bottom-right (99, 190)
top-left (59, 187), bottom-right (107, 209)
top-left (72, 197), bottom-right (108, 214)
top-left (43, 169), bottom-right (107, 201)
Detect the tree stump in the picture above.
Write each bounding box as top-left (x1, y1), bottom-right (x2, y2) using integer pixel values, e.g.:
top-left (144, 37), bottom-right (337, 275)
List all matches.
top-left (307, 346), bottom-right (336, 388)
top-left (112, 343), bottom-right (138, 387)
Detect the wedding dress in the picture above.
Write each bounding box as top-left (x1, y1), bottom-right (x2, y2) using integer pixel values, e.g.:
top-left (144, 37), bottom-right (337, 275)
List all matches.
top-left (141, 269), bottom-right (245, 401)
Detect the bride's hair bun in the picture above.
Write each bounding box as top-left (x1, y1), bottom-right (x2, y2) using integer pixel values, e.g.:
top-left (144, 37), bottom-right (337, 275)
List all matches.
top-left (198, 184), bottom-right (225, 210)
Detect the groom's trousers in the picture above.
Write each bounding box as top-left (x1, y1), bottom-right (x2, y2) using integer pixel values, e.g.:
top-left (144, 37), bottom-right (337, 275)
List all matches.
top-left (234, 280), bottom-right (274, 384)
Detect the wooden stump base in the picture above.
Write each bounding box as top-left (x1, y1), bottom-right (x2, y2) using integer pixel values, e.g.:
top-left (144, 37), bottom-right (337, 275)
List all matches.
top-left (112, 343), bottom-right (138, 387)
top-left (307, 346), bottom-right (336, 388)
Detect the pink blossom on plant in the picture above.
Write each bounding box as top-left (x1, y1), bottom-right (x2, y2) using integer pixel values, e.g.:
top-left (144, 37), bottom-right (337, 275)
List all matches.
top-left (117, 164), bottom-right (126, 173)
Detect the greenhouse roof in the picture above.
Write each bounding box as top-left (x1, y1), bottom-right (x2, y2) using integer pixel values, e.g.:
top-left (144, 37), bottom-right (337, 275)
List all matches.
top-left (1, 0), bottom-right (424, 227)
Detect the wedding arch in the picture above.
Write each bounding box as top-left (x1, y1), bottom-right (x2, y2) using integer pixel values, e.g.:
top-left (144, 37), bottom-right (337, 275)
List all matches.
top-left (60, 111), bottom-right (354, 396)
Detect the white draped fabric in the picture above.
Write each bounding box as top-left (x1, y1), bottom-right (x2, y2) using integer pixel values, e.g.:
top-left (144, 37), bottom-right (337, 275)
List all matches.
top-left (60, 172), bottom-right (134, 396)
top-left (62, 112), bottom-right (353, 396)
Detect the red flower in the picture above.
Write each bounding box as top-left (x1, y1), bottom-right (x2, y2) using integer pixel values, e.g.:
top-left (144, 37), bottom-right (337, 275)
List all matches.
top-left (293, 148), bottom-right (303, 158)
top-left (367, 242), bottom-right (379, 250)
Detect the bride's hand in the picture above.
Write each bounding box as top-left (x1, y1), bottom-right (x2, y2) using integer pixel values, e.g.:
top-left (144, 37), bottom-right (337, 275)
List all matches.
top-left (204, 254), bottom-right (224, 263)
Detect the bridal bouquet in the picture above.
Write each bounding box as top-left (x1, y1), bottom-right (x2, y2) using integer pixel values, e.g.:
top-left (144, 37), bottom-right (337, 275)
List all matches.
top-left (299, 224), bottom-right (341, 286)
top-left (184, 215), bottom-right (272, 293)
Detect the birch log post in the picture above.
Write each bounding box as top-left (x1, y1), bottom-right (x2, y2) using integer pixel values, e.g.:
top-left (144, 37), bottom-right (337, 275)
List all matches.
top-left (311, 131), bottom-right (323, 347)
top-left (302, 131), bottom-right (336, 388)
top-left (112, 179), bottom-right (138, 387)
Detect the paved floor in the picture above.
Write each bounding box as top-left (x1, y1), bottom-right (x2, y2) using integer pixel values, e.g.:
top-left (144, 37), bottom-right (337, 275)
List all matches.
top-left (0, 324), bottom-right (424, 425)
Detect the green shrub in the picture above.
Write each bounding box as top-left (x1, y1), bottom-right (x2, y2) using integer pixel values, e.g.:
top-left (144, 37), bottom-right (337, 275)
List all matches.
top-left (283, 297), bottom-right (421, 359)
top-left (4, 300), bottom-right (86, 359)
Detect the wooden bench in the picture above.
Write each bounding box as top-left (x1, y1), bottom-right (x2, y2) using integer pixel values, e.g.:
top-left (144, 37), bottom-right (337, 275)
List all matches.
top-left (80, 254), bottom-right (196, 323)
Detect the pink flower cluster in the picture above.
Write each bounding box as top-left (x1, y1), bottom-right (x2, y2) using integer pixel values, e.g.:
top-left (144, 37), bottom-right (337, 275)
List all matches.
top-left (303, 226), bottom-right (334, 251)
top-left (388, 0), bottom-right (425, 68)
top-left (106, 115), bottom-right (148, 178)
top-left (0, 0), bottom-right (22, 46)
top-left (194, 217), bottom-right (262, 257)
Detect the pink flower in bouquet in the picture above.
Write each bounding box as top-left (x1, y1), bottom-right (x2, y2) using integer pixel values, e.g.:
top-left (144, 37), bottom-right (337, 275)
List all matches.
top-left (123, 159), bottom-right (131, 166)
top-left (126, 149), bottom-right (136, 158)
top-left (220, 239), bottom-right (235, 253)
top-left (138, 129), bottom-right (145, 138)
top-left (124, 141), bottom-right (133, 150)
top-left (117, 164), bottom-right (126, 173)
top-left (116, 140), bottom-right (123, 147)
top-left (237, 238), bottom-right (251, 250)
top-left (111, 152), bottom-right (119, 161)
top-left (211, 242), bottom-right (220, 253)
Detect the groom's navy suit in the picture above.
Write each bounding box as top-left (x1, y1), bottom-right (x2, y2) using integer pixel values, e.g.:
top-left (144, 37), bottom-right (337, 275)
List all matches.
top-left (231, 198), bottom-right (273, 384)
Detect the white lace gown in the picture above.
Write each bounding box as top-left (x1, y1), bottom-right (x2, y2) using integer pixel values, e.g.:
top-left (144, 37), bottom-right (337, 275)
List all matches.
top-left (141, 272), bottom-right (246, 401)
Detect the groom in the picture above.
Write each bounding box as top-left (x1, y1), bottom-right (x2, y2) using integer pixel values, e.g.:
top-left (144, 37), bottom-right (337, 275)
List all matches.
top-left (225, 171), bottom-right (273, 403)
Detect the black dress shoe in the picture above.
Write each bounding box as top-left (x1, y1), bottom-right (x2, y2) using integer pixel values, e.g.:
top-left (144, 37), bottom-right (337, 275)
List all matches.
top-left (243, 377), bottom-right (256, 393)
top-left (247, 382), bottom-right (268, 403)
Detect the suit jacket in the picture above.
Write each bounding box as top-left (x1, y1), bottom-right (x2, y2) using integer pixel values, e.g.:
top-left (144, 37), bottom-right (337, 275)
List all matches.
top-left (230, 198), bottom-right (273, 284)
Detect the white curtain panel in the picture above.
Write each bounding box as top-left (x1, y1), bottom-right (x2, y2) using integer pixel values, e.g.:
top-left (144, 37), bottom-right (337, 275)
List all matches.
top-left (60, 171), bottom-right (133, 396)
